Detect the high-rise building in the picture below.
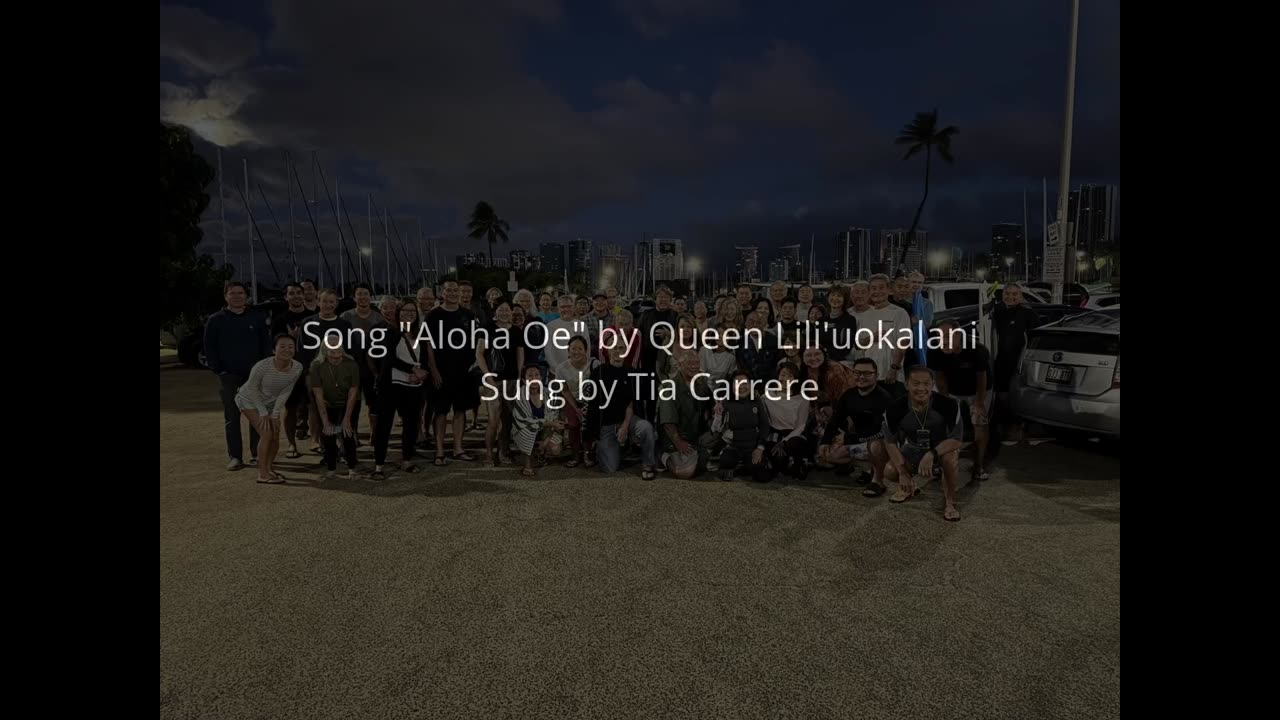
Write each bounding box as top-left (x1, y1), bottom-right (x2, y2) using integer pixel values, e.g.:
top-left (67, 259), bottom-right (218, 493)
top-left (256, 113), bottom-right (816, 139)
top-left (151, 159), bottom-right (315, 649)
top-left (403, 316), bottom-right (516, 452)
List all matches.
top-left (879, 229), bottom-right (927, 276)
top-left (735, 246), bottom-right (760, 283)
top-left (509, 249), bottom-right (538, 272)
top-left (832, 228), bottom-right (872, 281)
top-left (597, 243), bottom-right (626, 290)
top-left (454, 252), bottom-right (485, 269)
top-left (653, 238), bottom-right (684, 283)
top-left (539, 243), bottom-right (564, 274)
top-left (568, 238), bottom-right (592, 285)
top-left (778, 244), bottom-right (802, 282)
top-left (991, 223), bottom-right (1025, 280)
top-left (769, 258), bottom-right (789, 283)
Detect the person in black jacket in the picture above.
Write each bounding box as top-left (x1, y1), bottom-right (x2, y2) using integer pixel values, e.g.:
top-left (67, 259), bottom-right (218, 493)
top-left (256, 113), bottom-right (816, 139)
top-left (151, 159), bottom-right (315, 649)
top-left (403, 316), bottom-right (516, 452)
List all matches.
top-left (204, 281), bottom-right (271, 470)
top-left (709, 369), bottom-right (772, 483)
top-left (989, 283), bottom-right (1040, 445)
top-left (369, 301), bottom-right (428, 481)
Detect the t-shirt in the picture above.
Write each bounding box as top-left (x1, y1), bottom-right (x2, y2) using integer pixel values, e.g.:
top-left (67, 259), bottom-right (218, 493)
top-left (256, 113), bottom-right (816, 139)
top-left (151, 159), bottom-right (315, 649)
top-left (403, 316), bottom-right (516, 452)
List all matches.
top-left (594, 362), bottom-right (637, 426)
top-left (298, 314), bottom-right (353, 366)
top-left (825, 313), bottom-right (859, 362)
top-left (657, 376), bottom-right (710, 449)
top-left (308, 356), bottom-right (361, 407)
top-left (425, 305), bottom-right (474, 374)
top-left (639, 308), bottom-right (679, 371)
top-left (854, 304), bottom-right (912, 383)
top-left (823, 384), bottom-right (893, 444)
top-left (544, 317), bottom-right (579, 370)
top-left (271, 307), bottom-right (312, 339)
top-left (521, 318), bottom-right (548, 366)
top-left (882, 392), bottom-right (963, 464)
top-left (554, 358), bottom-right (599, 402)
top-left (928, 345), bottom-right (991, 397)
top-left (483, 322), bottom-right (525, 381)
top-left (890, 297), bottom-right (914, 316)
top-left (339, 308), bottom-right (386, 361)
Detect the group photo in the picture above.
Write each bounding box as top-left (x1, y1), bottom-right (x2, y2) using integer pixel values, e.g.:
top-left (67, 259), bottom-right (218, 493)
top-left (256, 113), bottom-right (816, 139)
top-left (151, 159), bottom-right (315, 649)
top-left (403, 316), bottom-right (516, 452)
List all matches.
top-left (161, 1), bottom-right (1119, 718)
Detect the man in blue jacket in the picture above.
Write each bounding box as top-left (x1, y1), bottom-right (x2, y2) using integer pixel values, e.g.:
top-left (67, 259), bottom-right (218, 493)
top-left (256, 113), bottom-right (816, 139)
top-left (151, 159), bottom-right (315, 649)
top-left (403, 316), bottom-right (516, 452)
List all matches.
top-left (203, 281), bottom-right (271, 470)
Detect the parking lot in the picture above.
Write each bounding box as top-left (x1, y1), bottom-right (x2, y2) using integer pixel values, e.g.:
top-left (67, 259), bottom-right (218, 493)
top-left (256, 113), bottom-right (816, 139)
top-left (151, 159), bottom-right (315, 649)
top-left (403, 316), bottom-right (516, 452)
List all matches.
top-left (160, 367), bottom-right (1120, 720)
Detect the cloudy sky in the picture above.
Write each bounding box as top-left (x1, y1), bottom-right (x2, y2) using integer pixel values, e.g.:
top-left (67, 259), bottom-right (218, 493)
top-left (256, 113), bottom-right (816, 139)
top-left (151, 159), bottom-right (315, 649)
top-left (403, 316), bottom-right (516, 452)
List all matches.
top-left (161, 0), bottom-right (1119, 282)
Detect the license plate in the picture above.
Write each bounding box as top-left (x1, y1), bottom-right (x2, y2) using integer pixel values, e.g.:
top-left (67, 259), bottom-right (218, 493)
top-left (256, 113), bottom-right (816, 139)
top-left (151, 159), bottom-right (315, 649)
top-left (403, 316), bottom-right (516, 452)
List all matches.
top-left (1045, 365), bottom-right (1074, 384)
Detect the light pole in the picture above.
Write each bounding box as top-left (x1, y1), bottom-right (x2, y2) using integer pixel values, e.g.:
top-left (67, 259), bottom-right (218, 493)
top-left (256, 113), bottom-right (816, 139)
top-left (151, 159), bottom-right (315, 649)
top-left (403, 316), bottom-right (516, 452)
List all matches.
top-left (1053, 0), bottom-right (1081, 304)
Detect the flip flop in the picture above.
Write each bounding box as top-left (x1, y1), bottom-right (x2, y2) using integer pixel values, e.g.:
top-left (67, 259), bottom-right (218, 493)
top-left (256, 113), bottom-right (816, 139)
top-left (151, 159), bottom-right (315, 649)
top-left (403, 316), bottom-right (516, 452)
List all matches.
top-left (432, 457), bottom-right (448, 467)
top-left (520, 467), bottom-right (537, 477)
top-left (256, 473), bottom-right (286, 485)
top-left (944, 507), bottom-right (962, 522)
top-left (862, 482), bottom-right (886, 497)
top-left (285, 449), bottom-right (302, 459)
top-left (889, 486), bottom-right (920, 503)
top-left (641, 468), bottom-right (656, 481)
top-left (452, 452), bottom-right (477, 462)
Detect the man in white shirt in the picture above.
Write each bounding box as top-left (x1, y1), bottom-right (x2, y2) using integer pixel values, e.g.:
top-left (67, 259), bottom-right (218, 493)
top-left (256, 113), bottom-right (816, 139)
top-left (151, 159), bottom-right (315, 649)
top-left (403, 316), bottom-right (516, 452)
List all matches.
top-left (854, 274), bottom-right (911, 392)
top-left (544, 295), bottom-right (578, 372)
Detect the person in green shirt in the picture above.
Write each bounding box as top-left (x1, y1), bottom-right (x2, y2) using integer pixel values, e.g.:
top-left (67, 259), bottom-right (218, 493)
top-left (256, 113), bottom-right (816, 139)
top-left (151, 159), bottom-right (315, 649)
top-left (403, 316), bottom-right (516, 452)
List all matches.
top-left (658, 351), bottom-right (716, 479)
top-left (309, 343), bottom-right (362, 480)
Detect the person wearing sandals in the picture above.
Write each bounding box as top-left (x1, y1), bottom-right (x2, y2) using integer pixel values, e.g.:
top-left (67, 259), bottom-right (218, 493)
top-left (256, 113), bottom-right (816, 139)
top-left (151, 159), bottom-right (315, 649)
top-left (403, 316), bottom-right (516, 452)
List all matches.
top-left (512, 365), bottom-right (566, 476)
top-left (591, 344), bottom-right (658, 480)
top-left (554, 335), bottom-right (600, 469)
top-left (426, 280), bottom-right (481, 465)
top-left (763, 362), bottom-right (812, 482)
top-left (370, 301), bottom-right (428, 480)
top-left (928, 318), bottom-right (994, 483)
top-left (882, 366), bottom-right (965, 522)
top-left (235, 334), bottom-right (303, 483)
top-left (817, 357), bottom-right (893, 496)
top-left (310, 342), bottom-right (361, 481)
top-left (476, 301), bottom-right (524, 466)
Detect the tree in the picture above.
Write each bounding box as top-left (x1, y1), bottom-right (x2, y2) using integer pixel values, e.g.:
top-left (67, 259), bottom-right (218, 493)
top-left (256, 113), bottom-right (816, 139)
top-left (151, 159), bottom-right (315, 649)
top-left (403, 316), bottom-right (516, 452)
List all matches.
top-left (467, 201), bottom-right (510, 268)
top-left (160, 122), bottom-right (231, 328)
top-left (895, 110), bottom-right (958, 269)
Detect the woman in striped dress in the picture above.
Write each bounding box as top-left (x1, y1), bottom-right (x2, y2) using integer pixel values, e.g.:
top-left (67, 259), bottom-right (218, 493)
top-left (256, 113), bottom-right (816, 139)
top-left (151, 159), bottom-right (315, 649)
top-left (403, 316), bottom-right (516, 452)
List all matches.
top-left (235, 334), bottom-right (304, 483)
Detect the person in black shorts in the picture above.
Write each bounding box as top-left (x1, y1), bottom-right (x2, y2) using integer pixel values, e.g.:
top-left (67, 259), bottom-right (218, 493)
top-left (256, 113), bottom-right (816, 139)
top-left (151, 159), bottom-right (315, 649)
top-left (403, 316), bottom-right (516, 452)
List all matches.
top-left (882, 366), bottom-right (965, 521)
top-left (818, 357), bottom-right (894, 496)
top-left (476, 300), bottom-right (524, 466)
top-left (928, 318), bottom-right (992, 482)
top-left (272, 282), bottom-right (313, 457)
top-left (426, 280), bottom-right (480, 464)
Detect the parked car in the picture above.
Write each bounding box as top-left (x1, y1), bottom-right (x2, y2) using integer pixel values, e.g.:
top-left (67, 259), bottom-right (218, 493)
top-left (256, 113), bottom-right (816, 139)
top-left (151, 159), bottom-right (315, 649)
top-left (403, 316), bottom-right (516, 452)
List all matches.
top-left (931, 302), bottom-right (1091, 352)
top-left (1025, 281), bottom-right (1090, 308)
top-left (920, 282), bottom-right (990, 313)
top-left (1084, 293), bottom-right (1120, 309)
top-left (1009, 308), bottom-right (1120, 438)
top-left (177, 298), bottom-right (355, 369)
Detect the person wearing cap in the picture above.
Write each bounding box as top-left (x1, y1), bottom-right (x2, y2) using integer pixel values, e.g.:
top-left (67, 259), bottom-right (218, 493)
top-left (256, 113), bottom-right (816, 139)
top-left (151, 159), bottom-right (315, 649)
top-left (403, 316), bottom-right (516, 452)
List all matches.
top-left (586, 292), bottom-right (615, 360)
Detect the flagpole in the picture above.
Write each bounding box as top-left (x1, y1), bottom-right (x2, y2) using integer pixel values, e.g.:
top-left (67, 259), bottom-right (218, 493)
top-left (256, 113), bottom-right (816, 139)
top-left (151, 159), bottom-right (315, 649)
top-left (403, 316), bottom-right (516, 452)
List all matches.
top-left (218, 148), bottom-right (227, 268)
top-left (243, 159), bottom-right (257, 303)
top-left (1022, 187), bottom-right (1030, 282)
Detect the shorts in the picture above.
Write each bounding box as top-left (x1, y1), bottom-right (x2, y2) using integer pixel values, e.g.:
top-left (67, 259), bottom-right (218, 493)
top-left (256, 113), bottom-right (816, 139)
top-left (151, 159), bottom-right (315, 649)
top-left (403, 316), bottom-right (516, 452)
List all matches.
top-left (844, 441), bottom-right (871, 461)
top-left (286, 367), bottom-right (311, 409)
top-left (429, 369), bottom-right (481, 417)
top-left (954, 391), bottom-right (994, 427)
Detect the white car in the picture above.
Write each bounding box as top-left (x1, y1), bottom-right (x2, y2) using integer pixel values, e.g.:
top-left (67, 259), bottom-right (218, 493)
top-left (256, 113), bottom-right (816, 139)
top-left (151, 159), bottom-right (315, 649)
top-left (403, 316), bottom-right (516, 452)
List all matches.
top-left (1085, 293), bottom-right (1120, 309)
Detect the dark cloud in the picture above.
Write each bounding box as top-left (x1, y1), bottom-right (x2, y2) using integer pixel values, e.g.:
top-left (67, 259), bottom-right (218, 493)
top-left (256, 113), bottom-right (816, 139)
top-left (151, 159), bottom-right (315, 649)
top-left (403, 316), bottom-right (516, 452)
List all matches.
top-left (614, 0), bottom-right (740, 37)
top-left (159, 6), bottom-right (259, 75)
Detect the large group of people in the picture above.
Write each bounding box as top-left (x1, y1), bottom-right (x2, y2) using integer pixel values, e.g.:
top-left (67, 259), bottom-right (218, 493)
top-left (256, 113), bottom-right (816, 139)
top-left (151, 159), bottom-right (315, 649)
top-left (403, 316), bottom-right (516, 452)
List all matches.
top-left (203, 270), bottom-right (1040, 522)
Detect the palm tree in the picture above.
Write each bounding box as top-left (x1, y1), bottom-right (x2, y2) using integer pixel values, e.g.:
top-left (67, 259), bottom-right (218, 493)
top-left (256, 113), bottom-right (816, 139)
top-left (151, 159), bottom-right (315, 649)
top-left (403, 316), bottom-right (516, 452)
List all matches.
top-left (467, 201), bottom-right (510, 268)
top-left (895, 110), bottom-right (958, 269)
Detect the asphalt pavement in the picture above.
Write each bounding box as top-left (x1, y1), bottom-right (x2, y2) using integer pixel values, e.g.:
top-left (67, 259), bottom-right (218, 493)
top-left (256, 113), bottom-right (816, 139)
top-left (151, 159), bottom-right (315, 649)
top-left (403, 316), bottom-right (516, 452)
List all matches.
top-left (160, 367), bottom-right (1120, 720)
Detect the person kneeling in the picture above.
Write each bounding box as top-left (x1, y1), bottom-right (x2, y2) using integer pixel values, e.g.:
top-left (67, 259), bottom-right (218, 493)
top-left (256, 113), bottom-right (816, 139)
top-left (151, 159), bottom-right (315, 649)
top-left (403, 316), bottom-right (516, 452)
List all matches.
top-left (881, 366), bottom-right (965, 521)
top-left (512, 365), bottom-right (567, 477)
top-left (658, 352), bottom-right (713, 479)
top-left (592, 343), bottom-right (658, 480)
top-left (710, 370), bottom-right (771, 482)
top-left (818, 357), bottom-right (893, 496)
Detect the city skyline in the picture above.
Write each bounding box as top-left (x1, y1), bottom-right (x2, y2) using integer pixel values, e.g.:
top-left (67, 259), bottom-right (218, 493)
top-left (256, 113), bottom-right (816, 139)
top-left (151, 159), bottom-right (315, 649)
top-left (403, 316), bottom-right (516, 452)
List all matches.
top-left (163, 2), bottom-right (1119, 280)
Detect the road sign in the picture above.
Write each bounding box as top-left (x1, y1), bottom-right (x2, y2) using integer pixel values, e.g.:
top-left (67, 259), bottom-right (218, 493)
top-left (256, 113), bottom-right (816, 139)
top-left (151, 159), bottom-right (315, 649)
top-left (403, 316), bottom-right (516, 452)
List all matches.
top-left (1044, 222), bottom-right (1066, 283)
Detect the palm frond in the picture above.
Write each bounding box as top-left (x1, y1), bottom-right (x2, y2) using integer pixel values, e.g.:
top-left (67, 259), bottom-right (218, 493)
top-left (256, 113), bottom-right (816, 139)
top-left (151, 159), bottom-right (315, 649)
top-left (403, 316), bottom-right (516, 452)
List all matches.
top-left (903, 144), bottom-right (923, 160)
